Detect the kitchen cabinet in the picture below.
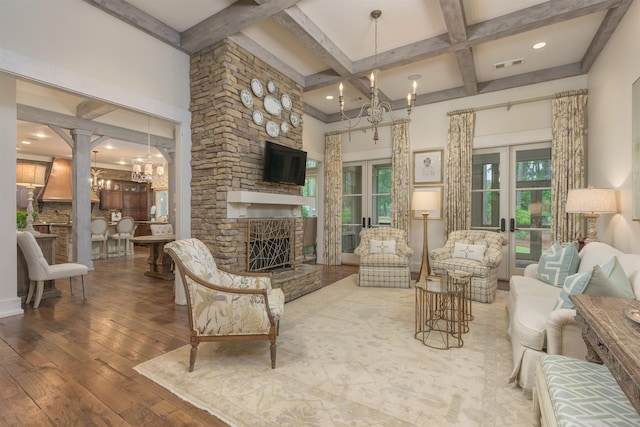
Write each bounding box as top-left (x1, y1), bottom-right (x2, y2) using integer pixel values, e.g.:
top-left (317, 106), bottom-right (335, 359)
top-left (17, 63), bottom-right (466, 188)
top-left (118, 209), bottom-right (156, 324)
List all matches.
top-left (100, 180), bottom-right (149, 220)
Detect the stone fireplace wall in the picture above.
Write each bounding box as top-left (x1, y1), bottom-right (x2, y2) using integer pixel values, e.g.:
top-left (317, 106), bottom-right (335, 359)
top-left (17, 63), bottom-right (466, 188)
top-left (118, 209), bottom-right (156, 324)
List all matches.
top-left (190, 39), bottom-right (305, 270)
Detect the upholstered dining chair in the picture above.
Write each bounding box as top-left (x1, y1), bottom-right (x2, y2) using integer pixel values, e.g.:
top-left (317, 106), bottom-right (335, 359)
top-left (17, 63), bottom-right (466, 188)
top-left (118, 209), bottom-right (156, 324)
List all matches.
top-left (164, 238), bottom-right (285, 371)
top-left (17, 231), bottom-right (88, 308)
top-left (91, 217), bottom-right (108, 259)
top-left (150, 223), bottom-right (173, 236)
top-left (109, 216), bottom-right (135, 256)
top-left (354, 227), bottom-right (413, 288)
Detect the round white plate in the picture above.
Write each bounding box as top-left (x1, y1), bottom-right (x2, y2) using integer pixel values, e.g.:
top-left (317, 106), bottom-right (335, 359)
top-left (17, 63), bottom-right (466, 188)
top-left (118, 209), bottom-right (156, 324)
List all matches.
top-left (289, 111), bottom-right (300, 127)
top-left (252, 110), bottom-right (264, 126)
top-left (266, 80), bottom-right (276, 94)
top-left (281, 94), bottom-right (292, 111)
top-left (280, 121), bottom-right (290, 134)
top-left (263, 95), bottom-right (282, 116)
top-left (265, 120), bottom-right (280, 137)
top-left (625, 308), bottom-right (640, 324)
top-left (250, 78), bottom-right (264, 97)
top-left (240, 89), bottom-right (253, 108)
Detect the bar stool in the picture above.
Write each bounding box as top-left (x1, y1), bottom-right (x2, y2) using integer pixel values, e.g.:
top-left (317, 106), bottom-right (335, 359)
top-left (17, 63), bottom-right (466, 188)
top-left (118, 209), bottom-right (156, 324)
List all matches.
top-left (109, 216), bottom-right (135, 256)
top-left (91, 217), bottom-right (108, 259)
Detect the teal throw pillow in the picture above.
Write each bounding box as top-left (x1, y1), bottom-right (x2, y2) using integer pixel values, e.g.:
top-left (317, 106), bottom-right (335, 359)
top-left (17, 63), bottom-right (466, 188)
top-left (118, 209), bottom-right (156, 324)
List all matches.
top-left (537, 242), bottom-right (580, 287)
top-left (554, 270), bottom-right (593, 310)
top-left (584, 256), bottom-right (635, 299)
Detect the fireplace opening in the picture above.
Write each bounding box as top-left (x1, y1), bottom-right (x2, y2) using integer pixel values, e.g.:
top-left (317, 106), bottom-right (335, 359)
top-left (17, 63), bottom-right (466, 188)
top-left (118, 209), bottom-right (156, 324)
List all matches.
top-left (247, 218), bottom-right (295, 272)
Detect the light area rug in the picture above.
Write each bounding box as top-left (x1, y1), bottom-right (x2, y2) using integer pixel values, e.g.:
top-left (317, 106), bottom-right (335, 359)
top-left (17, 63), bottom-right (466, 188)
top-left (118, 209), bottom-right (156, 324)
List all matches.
top-left (134, 275), bottom-right (532, 426)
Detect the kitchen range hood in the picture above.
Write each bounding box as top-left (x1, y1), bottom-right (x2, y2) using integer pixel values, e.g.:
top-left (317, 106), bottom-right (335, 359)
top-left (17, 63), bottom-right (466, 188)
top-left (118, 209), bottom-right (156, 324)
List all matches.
top-left (40, 158), bottom-right (100, 203)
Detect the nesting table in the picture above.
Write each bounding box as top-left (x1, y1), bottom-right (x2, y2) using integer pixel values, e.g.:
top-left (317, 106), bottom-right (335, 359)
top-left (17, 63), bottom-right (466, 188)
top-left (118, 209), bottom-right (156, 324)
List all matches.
top-left (415, 270), bottom-right (472, 349)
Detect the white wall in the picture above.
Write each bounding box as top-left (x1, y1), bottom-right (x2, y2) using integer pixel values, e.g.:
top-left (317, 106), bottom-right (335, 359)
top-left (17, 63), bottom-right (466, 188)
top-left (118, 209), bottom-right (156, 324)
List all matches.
top-left (0, 0), bottom-right (193, 316)
top-left (587, 0), bottom-right (640, 253)
top-left (319, 75), bottom-right (587, 270)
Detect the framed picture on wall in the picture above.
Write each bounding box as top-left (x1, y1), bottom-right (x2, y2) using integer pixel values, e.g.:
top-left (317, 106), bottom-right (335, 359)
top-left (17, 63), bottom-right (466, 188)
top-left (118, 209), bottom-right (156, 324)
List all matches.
top-left (413, 149), bottom-right (443, 184)
top-left (412, 185), bottom-right (443, 220)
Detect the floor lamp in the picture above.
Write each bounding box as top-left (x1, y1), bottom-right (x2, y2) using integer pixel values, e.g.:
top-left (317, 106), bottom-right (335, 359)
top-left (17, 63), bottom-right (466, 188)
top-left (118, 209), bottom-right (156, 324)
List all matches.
top-left (412, 190), bottom-right (440, 284)
top-left (16, 163), bottom-right (47, 234)
top-left (565, 187), bottom-right (617, 243)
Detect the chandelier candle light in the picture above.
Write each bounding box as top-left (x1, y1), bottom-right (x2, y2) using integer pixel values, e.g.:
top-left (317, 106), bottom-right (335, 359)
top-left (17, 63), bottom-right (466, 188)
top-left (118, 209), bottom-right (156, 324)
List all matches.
top-left (339, 10), bottom-right (416, 142)
top-left (91, 150), bottom-right (108, 194)
top-left (132, 117), bottom-right (164, 184)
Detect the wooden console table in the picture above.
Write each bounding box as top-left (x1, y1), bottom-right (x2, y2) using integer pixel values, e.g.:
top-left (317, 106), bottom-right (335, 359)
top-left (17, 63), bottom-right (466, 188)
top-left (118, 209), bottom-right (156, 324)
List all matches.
top-left (571, 294), bottom-right (640, 413)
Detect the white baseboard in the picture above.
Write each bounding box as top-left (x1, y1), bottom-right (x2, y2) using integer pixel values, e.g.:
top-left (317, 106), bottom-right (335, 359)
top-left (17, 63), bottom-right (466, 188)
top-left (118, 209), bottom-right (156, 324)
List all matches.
top-left (0, 298), bottom-right (24, 318)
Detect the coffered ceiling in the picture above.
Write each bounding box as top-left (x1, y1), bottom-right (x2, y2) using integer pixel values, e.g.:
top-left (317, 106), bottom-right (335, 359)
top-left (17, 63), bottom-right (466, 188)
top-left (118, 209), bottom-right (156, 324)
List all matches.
top-left (15, 0), bottom-right (634, 166)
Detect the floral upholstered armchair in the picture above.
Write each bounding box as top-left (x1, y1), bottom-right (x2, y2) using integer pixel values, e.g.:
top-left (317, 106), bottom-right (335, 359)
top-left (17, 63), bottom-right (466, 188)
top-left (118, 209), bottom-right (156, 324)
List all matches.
top-left (164, 238), bottom-right (285, 371)
top-left (354, 227), bottom-right (413, 288)
top-left (430, 230), bottom-right (506, 303)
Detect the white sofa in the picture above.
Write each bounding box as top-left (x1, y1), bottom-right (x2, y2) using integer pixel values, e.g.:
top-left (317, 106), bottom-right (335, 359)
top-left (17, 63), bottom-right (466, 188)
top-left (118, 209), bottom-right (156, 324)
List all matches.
top-left (507, 242), bottom-right (640, 395)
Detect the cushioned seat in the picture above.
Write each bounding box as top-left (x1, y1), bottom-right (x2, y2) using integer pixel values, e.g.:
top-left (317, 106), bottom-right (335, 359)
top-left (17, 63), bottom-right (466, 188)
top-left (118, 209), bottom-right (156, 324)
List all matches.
top-left (91, 217), bottom-right (108, 259)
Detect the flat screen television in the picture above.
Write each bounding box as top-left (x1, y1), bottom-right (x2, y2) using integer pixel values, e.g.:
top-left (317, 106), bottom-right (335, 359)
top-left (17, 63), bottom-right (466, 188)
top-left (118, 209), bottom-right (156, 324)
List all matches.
top-left (262, 141), bottom-right (307, 185)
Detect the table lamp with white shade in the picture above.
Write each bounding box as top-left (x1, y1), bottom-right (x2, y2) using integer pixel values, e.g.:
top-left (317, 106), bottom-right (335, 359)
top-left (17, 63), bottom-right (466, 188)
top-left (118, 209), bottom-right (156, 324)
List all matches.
top-left (16, 163), bottom-right (47, 234)
top-left (565, 187), bottom-right (617, 243)
top-left (412, 190), bottom-right (440, 284)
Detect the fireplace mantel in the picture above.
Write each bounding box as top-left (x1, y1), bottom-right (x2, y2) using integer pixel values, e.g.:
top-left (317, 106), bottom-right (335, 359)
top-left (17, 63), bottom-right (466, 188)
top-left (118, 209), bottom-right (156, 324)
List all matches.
top-left (226, 191), bottom-right (315, 218)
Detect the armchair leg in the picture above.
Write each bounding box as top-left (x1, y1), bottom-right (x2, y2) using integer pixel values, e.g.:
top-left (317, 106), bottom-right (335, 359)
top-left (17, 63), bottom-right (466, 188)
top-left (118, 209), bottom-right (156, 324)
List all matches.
top-left (26, 280), bottom-right (35, 304)
top-left (33, 280), bottom-right (45, 308)
top-left (270, 337), bottom-right (277, 369)
top-left (189, 344), bottom-right (198, 372)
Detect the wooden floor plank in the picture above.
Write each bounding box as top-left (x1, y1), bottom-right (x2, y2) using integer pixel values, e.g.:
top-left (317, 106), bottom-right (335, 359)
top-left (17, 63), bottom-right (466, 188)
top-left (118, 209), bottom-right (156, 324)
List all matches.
top-left (0, 247), bottom-right (356, 426)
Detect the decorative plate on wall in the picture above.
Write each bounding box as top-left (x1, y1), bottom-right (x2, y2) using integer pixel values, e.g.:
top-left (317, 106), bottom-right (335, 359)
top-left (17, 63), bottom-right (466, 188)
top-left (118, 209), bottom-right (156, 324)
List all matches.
top-left (289, 111), bottom-right (300, 127)
top-left (281, 121), bottom-right (290, 135)
top-left (281, 94), bottom-right (292, 111)
top-left (250, 78), bottom-right (264, 97)
top-left (252, 110), bottom-right (264, 126)
top-left (240, 89), bottom-right (253, 108)
top-left (263, 95), bottom-right (282, 116)
top-left (266, 80), bottom-right (276, 94)
top-left (265, 120), bottom-right (280, 137)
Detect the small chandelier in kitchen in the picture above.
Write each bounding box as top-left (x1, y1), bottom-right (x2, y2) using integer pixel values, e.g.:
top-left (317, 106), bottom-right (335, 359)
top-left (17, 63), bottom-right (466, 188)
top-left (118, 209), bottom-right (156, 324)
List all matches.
top-left (338, 10), bottom-right (416, 142)
top-left (91, 150), bottom-right (107, 193)
top-left (132, 117), bottom-right (163, 184)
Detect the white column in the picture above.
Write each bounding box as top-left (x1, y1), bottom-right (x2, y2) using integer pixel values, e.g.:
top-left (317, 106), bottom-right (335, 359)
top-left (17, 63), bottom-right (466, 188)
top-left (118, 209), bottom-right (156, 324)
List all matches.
top-left (71, 129), bottom-right (94, 270)
top-left (0, 74), bottom-right (24, 317)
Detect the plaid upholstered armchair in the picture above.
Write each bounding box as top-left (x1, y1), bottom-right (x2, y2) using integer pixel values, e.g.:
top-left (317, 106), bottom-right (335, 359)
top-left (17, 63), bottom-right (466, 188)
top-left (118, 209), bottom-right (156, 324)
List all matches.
top-left (354, 228), bottom-right (413, 288)
top-left (164, 238), bottom-right (285, 371)
top-left (430, 230), bottom-right (506, 303)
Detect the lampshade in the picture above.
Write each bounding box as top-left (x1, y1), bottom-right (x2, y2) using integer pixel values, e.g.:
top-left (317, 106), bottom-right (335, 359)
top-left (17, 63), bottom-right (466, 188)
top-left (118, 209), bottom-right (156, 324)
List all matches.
top-left (16, 163), bottom-right (47, 187)
top-left (565, 188), bottom-right (617, 214)
top-left (412, 191), bottom-right (439, 212)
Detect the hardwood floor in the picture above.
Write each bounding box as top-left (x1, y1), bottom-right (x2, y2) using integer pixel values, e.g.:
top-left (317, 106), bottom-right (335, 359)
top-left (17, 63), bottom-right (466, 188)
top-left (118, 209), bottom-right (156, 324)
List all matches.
top-left (0, 249), bottom-right (357, 426)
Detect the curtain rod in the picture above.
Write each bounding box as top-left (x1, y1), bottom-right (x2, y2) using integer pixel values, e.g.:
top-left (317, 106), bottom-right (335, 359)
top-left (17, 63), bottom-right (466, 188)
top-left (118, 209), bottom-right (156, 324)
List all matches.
top-left (326, 119), bottom-right (410, 137)
top-left (447, 89), bottom-right (588, 116)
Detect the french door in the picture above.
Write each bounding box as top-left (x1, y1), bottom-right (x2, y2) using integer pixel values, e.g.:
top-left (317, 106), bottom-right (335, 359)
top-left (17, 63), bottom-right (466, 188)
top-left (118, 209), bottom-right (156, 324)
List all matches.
top-left (342, 159), bottom-right (392, 264)
top-left (471, 143), bottom-right (552, 277)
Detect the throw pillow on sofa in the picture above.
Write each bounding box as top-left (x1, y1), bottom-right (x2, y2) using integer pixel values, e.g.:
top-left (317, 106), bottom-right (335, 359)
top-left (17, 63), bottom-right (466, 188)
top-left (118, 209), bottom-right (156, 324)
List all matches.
top-left (452, 242), bottom-right (486, 262)
top-left (553, 256), bottom-right (635, 309)
top-left (537, 241), bottom-right (580, 286)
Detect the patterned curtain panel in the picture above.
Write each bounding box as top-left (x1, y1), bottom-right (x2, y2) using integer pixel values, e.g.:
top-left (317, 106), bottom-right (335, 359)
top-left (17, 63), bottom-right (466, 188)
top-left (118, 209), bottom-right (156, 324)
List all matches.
top-left (323, 133), bottom-right (343, 265)
top-left (445, 110), bottom-right (475, 235)
top-left (551, 90), bottom-right (587, 243)
top-left (391, 120), bottom-right (410, 237)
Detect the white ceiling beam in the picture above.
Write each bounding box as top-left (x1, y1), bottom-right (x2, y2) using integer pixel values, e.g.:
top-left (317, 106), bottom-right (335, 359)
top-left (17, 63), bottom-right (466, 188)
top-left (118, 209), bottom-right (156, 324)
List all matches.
top-left (439, 0), bottom-right (478, 95)
top-left (82, 0), bottom-right (182, 51)
top-left (181, 0), bottom-right (301, 54)
top-left (76, 99), bottom-right (118, 120)
top-left (19, 105), bottom-right (175, 149)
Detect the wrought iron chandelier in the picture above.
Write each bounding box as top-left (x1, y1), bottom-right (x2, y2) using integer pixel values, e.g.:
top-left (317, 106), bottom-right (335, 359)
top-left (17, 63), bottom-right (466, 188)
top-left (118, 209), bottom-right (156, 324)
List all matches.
top-left (339, 10), bottom-right (417, 142)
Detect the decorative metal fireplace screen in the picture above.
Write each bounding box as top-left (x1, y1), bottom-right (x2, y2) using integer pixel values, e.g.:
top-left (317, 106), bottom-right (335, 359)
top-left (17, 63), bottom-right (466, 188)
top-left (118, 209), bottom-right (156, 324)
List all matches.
top-left (247, 218), bottom-right (295, 272)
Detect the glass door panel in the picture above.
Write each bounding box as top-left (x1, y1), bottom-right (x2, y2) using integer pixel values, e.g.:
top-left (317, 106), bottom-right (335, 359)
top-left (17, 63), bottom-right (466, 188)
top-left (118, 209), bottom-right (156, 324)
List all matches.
top-left (341, 160), bottom-right (391, 264)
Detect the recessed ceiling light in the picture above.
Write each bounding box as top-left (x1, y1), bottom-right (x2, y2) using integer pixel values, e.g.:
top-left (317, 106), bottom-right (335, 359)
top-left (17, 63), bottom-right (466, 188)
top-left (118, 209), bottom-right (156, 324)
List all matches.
top-left (21, 140), bottom-right (32, 145)
top-left (35, 132), bottom-right (46, 138)
top-left (408, 73), bottom-right (423, 81)
top-left (533, 42), bottom-right (546, 49)
top-left (104, 145), bottom-right (114, 150)
top-left (326, 95), bottom-right (334, 100)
